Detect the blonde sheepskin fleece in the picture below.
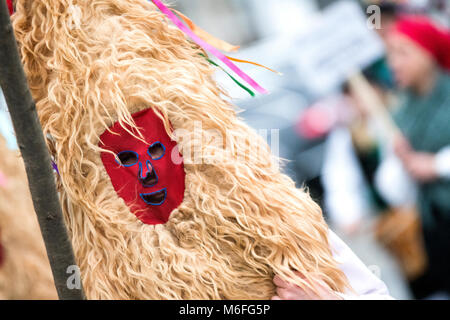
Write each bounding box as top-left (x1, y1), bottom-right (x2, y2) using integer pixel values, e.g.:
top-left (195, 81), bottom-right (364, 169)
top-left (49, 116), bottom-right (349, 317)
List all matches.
top-left (12, 0), bottom-right (350, 299)
top-left (0, 137), bottom-right (57, 299)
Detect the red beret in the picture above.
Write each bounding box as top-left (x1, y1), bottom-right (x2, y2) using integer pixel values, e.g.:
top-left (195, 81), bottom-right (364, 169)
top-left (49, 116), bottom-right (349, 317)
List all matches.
top-left (394, 15), bottom-right (450, 72)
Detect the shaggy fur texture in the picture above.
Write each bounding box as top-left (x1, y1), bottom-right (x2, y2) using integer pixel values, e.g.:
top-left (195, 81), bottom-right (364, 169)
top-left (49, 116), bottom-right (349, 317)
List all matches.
top-left (0, 137), bottom-right (57, 299)
top-left (13, 0), bottom-right (350, 299)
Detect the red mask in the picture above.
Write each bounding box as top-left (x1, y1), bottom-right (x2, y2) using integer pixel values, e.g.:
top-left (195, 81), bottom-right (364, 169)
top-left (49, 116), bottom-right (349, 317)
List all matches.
top-left (99, 108), bottom-right (185, 225)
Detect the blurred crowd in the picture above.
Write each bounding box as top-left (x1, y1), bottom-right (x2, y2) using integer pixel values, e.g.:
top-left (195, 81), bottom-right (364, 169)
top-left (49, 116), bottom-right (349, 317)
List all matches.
top-left (299, 1), bottom-right (450, 300)
top-left (190, 0), bottom-right (450, 300)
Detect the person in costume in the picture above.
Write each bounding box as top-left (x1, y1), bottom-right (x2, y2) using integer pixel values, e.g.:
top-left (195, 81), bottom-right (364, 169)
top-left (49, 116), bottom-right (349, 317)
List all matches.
top-left (10, 0), bottom-right (393, 299)
top-left (0, 3), bottom-right (57, 300)
top-left (382, 14), bottom-right (450, 299)
top-left (0, 122), bottom-right (57, 299)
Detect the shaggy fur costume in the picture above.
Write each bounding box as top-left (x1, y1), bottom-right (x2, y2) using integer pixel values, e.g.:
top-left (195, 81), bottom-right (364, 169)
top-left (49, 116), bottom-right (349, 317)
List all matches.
top-left (0, 137), bottom-right (57, 299)
top-left (12, 0), bottom-right (350, 299)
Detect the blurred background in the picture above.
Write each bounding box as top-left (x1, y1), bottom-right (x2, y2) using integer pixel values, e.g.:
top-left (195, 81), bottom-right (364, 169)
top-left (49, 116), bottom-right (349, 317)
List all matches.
top-left (170, 0), bottom-right (450, 300)
top-left (1, 0), bottom-right (449, 299)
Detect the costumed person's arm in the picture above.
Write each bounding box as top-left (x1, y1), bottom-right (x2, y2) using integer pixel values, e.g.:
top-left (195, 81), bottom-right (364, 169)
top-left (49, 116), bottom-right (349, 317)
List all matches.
top-left (327, 230), bottom-right (393, 300)
top-left (272, 230), bottom-right (394, 300)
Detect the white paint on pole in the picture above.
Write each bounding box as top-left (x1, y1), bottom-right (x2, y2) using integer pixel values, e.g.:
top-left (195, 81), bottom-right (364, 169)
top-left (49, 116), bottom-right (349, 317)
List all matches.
top-left (0, 89), bottom-right (18, 150)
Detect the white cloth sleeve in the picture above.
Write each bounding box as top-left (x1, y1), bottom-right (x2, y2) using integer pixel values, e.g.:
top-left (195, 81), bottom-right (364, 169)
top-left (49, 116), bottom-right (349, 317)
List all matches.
top-left (328, 230), bottom-right (394, 300)
top-left (434, 146), bottom-right (450, 179)
top-left (321, 128), bottom-right (370, 229)
top-left (374, 151), bottom-right (418, 208)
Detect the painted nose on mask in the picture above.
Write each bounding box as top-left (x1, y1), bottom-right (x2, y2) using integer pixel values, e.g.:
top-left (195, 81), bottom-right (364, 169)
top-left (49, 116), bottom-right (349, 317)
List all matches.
top-left (138, 160), bottom-right (158, 187)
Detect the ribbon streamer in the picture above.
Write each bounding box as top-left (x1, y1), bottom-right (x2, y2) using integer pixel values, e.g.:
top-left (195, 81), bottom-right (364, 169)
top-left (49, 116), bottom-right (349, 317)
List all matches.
top-left (172, 9), bottom-right (240, 53)
top-left (203, 55), bottom-right (255, 97)
top-left (173, 10), bottom-right (280, 76)
top-left (51, 160), bottom-right (60, 175)
top-left (226, 56), bottom-right (282, 75)
top-left (150, 0), bottom-right (268, 95)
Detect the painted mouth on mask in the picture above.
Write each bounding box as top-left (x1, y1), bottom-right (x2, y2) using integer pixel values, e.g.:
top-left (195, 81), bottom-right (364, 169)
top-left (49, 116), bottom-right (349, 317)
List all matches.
top-left (140, 188), bottom-right (167, 206)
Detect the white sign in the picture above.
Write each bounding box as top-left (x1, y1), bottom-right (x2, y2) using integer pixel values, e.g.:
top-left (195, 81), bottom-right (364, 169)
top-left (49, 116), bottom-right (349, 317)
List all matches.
top-left (293, 0), bottom-right (385, 95)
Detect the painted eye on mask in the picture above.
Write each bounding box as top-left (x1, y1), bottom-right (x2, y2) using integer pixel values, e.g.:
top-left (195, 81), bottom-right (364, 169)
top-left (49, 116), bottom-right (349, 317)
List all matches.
top-left (147, 142), bottom-right (165, 160)
top-left (116, 151), bottom-right (139, 167)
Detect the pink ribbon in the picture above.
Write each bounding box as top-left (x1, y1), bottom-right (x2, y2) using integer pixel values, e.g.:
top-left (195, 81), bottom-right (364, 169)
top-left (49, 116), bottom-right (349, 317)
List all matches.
top-left (150, 0), bottom-right (268, 94)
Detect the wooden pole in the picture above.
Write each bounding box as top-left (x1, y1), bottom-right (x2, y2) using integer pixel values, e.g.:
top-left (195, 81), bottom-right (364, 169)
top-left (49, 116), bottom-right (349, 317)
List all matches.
top-left (0, 0), bottom-right (85, 300)
top-left (348, 72), bottom-right (401, 142)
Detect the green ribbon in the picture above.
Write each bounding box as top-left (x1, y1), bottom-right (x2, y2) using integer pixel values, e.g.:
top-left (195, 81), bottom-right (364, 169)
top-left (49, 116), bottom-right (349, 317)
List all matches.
top-left (200, 54), bottom-right (255, 97)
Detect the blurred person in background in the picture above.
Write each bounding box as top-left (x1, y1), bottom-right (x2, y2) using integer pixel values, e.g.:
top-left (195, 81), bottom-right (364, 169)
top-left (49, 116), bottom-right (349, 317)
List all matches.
top-left (313, 73), bottom-right (394, 235)
top-left (383, 14), bottom-right (450, 299)
top-left (301, 1), bottom-right (401, 235)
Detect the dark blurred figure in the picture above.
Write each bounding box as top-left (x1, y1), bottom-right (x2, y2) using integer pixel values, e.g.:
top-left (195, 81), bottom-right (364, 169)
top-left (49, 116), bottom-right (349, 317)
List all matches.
top-left (386, 14), bottom-right (450, 299)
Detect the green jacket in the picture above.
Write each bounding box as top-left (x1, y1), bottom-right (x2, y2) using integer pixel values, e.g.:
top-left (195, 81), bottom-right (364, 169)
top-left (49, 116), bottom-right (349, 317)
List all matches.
top-left (394, 71), bottom-right (450, 229)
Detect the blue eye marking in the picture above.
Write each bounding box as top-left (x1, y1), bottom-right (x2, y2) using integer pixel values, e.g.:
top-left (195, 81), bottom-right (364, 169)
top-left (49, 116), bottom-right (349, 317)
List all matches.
top-left (147, 142), bottom-right (166, 160)
top-left (116, 150), bottom-right (139, 167)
